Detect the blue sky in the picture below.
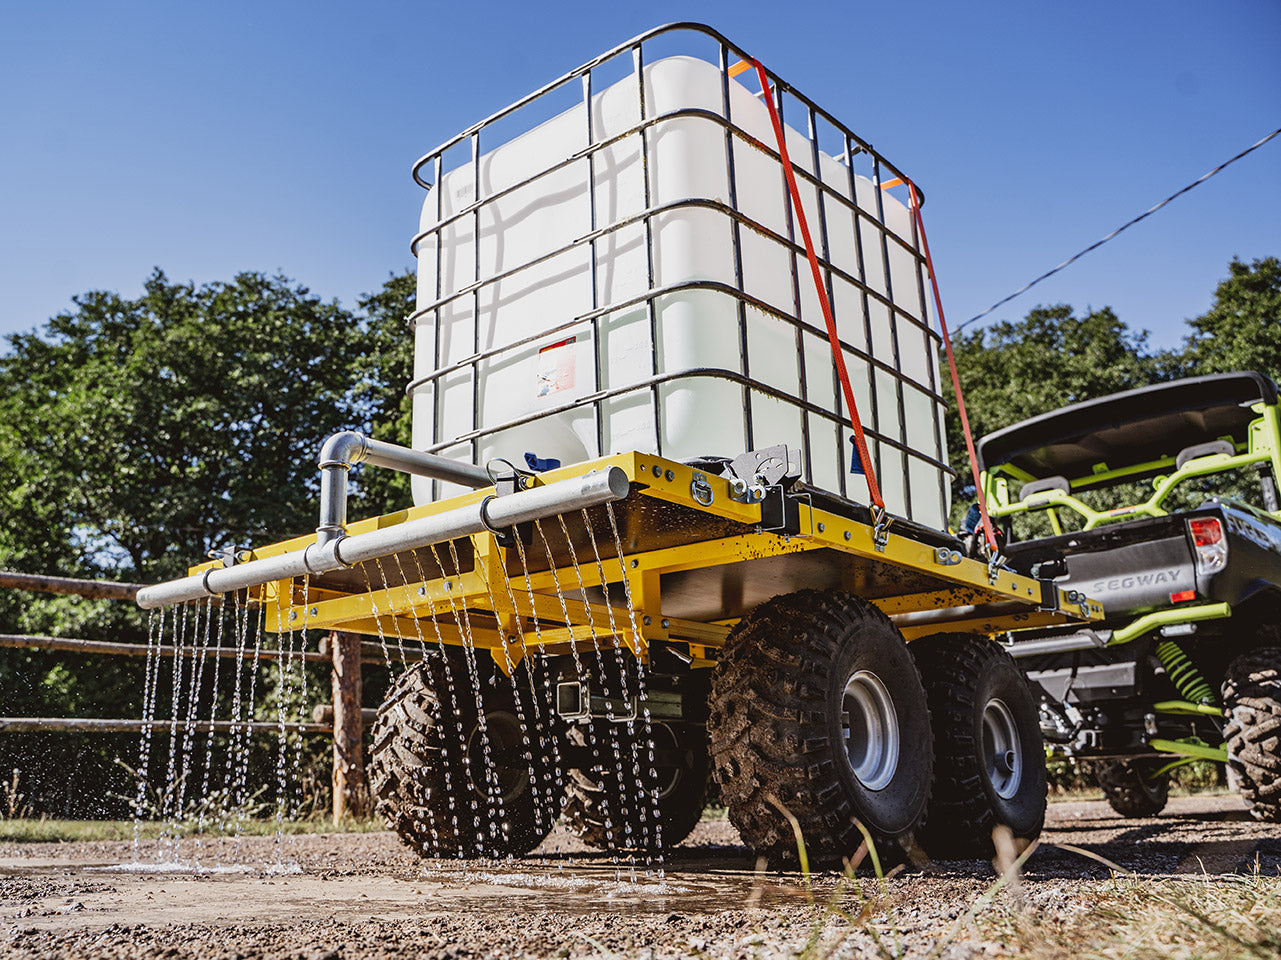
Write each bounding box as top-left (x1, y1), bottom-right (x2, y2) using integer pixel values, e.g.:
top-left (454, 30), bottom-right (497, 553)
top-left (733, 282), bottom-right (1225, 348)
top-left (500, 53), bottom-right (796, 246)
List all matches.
top-left (1, 0), bottom-right (1277, 350)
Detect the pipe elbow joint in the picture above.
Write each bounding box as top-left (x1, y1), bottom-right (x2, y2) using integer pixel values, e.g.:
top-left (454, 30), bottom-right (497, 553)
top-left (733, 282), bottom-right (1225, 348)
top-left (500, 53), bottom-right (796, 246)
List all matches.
top-left (303, 538), bottom-right (345, 574)
top-left (319, 431), bottom-right (369, 471)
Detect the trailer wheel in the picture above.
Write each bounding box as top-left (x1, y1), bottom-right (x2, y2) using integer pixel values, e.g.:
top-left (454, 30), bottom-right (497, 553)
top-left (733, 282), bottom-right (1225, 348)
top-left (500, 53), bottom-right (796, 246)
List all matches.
top-left (911, 634), bottom-right (1046, 858)
top-left (708, 590), bottom-right (932, 865)
top-left (563, 720), bottom-right (708, 851)
top-left (1092, 758), bottom-right (1170, 817)
top-left (369, 655), bottom-right (563, 857)
top-left (1223, 646), bottom-right (1281, 822)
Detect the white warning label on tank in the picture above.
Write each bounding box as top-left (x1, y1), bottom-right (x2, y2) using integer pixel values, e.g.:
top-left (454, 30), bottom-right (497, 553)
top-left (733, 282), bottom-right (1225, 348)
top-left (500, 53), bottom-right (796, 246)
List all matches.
top-left (537, 337), bottom-right (576, 397)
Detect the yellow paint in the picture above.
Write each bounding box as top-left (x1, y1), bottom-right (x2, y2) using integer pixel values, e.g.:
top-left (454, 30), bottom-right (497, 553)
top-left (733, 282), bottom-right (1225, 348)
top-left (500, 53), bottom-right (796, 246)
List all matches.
top-left (240, 451), bottom-right (1100, 654)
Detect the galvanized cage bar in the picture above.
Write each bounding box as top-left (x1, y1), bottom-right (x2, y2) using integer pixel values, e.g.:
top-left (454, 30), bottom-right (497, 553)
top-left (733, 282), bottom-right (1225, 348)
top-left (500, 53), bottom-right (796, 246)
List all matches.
top-left (406, 23), bottom-right (951, 528)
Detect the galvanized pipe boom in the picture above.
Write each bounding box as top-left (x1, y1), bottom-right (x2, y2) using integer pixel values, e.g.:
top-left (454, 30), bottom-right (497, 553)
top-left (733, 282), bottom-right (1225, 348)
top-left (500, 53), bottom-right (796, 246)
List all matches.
top-left (317, 431), bottom-right (492, 546)
top-left (135, 465), bottom-right (629, 609)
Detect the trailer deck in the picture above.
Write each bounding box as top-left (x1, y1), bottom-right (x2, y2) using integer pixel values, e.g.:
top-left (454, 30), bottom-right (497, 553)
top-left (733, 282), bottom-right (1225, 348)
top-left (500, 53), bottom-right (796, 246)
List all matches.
top-left (179, 451), bottom-right (1101, 667)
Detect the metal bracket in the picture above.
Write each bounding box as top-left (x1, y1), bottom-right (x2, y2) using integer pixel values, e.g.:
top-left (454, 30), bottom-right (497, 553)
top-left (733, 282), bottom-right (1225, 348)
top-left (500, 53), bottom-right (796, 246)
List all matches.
top-left (986, 551), bottom-right (1003, 584)
top-left (690, 471), bottom-right (715, 506)
top-left (730, 444), bottom-right (801, 491)
top-left (933, 546), bottom-right (962, 566)
top-left (483, 462), bottom-right (536, 548)
top-left (1037, 577), bottom-right (1062, 613)
top-left (207, 546), bottom-right (246, 569)
top-left (727, 477), bottom-right (765, 504)
top-left (760, 485), bottom-right (803, 536)
top-left (870, 505), bottom-right (892, 553)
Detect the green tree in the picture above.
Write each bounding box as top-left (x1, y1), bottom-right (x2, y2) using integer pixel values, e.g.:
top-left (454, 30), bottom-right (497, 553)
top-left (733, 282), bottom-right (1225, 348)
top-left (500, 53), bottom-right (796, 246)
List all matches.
top-left (349, 270), bottom-right (417, 518)
top-left (0, 268), bottom-right (376, 816)
top-left (0, 269), bottom-right (364, 582)
top-left (1181, 256), bottom-right (1281, 379)
top-left (949, 304), bottom-right (1169, 470)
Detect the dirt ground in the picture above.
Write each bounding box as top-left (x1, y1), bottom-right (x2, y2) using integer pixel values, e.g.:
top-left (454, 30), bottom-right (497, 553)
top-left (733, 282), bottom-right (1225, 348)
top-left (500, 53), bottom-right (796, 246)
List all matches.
top-left (2, 794), bottom-right (1279, 959)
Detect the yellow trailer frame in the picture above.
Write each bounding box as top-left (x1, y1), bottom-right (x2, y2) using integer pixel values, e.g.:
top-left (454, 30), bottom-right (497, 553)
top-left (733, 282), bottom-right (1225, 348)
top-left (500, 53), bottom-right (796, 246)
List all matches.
top-left (187, 452), bottom-right (1102, 670)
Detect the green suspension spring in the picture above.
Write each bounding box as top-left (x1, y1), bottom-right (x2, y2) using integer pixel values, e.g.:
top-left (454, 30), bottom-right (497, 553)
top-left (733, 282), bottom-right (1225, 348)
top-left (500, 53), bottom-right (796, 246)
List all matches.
top-left (1154, 639), bottom-right (1217, 705)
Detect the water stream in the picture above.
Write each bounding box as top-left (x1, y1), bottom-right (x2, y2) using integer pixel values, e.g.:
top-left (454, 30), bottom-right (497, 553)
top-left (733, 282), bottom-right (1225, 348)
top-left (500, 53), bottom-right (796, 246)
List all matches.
top-left (126, 505), bottom-right (661, 882)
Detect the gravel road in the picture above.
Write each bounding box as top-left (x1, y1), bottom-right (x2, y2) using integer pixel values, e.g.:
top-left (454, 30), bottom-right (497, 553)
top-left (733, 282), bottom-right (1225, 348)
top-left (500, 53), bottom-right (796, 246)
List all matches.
top-left (2, 794), bottom-right (1278, 959)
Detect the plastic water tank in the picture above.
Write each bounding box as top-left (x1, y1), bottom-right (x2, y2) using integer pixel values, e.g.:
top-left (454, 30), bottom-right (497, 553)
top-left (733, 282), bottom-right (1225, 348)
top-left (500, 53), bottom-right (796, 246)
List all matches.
top-left (409, 55), bottom-right (948, 529)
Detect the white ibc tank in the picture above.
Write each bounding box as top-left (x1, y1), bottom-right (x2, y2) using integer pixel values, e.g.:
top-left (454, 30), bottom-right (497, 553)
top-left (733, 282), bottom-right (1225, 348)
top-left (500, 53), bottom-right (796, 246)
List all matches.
top-left (410, 54), bottom-right (949, 529)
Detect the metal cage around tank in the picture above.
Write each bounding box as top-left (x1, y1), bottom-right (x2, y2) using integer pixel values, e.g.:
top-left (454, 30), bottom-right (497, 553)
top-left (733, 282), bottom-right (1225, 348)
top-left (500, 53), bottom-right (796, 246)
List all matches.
top-left (405, 22), bottom-right (951, 529)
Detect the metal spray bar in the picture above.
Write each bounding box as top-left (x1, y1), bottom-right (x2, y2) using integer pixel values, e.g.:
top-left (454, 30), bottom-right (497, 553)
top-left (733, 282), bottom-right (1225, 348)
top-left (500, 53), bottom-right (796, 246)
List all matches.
top-left (136, 465), bottom-right (629, 609)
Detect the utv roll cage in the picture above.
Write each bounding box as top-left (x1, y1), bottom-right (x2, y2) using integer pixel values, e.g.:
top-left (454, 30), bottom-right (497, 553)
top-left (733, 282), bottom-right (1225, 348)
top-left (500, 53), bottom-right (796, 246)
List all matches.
top-left (978, 371), bottom-right (1281, 534)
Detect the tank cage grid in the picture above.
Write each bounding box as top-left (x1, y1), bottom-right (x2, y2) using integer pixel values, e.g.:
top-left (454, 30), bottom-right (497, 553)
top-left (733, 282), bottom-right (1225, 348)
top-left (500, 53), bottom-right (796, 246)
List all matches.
top-left (405, 22), bottom-right (951, 525)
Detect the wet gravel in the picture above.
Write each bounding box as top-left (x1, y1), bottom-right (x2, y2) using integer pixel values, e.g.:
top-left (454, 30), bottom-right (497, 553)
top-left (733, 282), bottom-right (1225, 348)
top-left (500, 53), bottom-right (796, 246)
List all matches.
top-left (2, 794), bottom-right (1279, 959)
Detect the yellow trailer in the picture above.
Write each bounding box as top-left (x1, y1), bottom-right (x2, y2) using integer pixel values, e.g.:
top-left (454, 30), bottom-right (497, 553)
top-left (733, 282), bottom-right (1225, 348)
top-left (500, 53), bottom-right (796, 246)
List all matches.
top-left (137, 24), bottom-right (1103, 866)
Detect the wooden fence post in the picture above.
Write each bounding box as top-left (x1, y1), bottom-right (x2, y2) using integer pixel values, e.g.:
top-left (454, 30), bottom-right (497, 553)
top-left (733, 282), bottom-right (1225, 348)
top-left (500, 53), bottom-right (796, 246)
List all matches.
top-left (330, 630), bottom-right (367, 821)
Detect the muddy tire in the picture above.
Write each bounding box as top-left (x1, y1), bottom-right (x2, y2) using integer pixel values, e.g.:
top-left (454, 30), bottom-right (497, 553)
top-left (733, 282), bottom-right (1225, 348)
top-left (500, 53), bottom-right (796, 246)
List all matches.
top-left (1093, 758), bottom-right (1170, 817)
top-left (563, 720), bottom-right (708, 851)
top-left (911, 634), bottom-right (1046, 858)
top-left (369, 654), bottom-right (563, 857)
top-left (708, 590), bottom-right (932, 865)
top-left (1223, 646), bottom-right (1281, 822)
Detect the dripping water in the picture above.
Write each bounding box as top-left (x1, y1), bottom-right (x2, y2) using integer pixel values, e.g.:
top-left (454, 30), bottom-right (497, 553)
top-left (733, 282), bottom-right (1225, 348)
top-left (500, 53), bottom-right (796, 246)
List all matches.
top-left (580, 507), bottom-right (658, 874)
top-left (174, 598), bottom-right (215, 861)
top-left (387, 550), bottom-right (447, 851)
top-left (509, 532), bottom-right (570, 872)
top-left (605, 500), bottom-right (665, 878)
top-left (409, 547), bottom-right (468, 857)
top-left (553, 514), bottom-right (636, 882)
top-left (532, 519), bottom-right (621, 870)
top-left (482, 535), bottom-right (564, 859)
top-left (431, 541), bottom-right (509, 858)
top-left (132, 607), bottom-right (163, 858)
top-left (198, 595), bottom-right (228, 845)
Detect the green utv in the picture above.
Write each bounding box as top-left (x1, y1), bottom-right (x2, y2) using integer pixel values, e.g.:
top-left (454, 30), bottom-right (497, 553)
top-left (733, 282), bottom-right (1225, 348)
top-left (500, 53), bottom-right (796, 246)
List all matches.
top-left (977, 371), bottom-right (1281, 820)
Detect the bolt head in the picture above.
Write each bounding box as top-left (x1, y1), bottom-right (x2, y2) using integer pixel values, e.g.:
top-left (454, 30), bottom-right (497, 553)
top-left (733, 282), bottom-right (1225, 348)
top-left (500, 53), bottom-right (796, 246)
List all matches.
top-left (660, 618), bottom-right (669, 628)
top-left (309, 607), bottom-right (318, 617)
top-left (664, 469), bottom-right (675, 481)
top-left (417, 585), bottom-right (426, 596)
top-left (843, 530), bottom-right (851, 541)
top-left (817, 522), bottom-right (825, 533)
top-left (643, 616), bottom-right (652, 626)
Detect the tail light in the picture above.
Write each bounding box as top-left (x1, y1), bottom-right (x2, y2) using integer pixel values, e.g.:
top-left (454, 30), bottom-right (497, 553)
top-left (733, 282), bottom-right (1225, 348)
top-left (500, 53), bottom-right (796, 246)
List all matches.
top-left (1187, 517), bottom-right (1227, 572)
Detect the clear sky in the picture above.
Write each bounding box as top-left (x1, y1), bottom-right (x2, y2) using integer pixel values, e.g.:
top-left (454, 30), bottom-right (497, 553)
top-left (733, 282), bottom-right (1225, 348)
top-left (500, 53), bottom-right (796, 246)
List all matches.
top-left (2, 0), bottom-right (1277, 350)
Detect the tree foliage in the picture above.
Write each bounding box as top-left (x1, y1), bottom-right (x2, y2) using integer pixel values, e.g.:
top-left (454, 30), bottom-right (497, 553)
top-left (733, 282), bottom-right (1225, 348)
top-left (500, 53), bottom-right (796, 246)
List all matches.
top-left (0, 270), bottom-right (366, 581)
top-left (947, 304), bottom-right (1172, 483)
top-left (349, 271), bottom-right (416, 517)
top-left (0, 268), bottom-right (413, 816)
top-left (1181, 257), bottom-right (1281, 380)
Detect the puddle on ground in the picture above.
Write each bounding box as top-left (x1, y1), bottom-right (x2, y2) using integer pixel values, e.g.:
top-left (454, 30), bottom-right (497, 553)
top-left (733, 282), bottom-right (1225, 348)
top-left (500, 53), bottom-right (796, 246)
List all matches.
top-left (2, 849), bottom-right (821, 918)
top-left (88, 860), bottom-right (303, 876)
top-left (409, 860), bottom-right (818, 915)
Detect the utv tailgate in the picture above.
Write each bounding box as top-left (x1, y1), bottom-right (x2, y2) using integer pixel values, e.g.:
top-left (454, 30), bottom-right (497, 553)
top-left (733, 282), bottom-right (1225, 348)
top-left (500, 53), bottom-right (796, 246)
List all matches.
top-left (1004, 502), bottom-right (1281, 619)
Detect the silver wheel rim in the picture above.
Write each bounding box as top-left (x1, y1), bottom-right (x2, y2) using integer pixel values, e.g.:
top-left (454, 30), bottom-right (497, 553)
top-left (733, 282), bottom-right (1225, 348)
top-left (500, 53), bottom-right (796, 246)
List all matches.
top-left (842, 670), bottom-right (899, 791)
top-left (983, 698), bottom-right (1022, 800)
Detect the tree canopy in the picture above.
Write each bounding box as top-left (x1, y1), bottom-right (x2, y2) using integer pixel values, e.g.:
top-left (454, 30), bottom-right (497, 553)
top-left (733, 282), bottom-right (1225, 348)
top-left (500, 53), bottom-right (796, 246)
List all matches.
top-left (1181, 256), bottom-right (1281, 378)
top-left (0, 269), bottom-right (417, 583)
top-left (947, 304), bottom-right (1172, 469)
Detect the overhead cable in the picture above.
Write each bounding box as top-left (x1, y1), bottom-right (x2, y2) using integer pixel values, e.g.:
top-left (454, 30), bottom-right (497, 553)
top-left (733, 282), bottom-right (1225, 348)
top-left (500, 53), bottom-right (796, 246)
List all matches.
top-left (957, 126), bottom-right (1281, 334)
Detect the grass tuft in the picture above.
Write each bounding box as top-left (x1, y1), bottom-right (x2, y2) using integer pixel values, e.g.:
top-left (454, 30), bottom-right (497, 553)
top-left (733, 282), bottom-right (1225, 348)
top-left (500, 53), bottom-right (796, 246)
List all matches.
top-left (974, 863), bottom-right (1281, 959)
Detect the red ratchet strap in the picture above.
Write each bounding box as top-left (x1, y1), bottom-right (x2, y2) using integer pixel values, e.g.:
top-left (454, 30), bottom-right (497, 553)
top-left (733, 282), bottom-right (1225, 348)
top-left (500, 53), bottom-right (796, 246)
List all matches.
top-left (904, 180), bottom-right (1000, 555)
top-left (752, 59), bottom-right (884, 513)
